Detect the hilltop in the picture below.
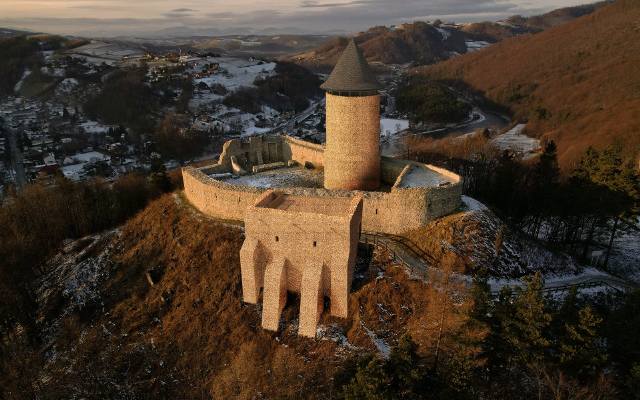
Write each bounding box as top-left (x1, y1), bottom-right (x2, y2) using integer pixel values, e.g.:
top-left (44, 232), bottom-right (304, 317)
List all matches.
top-left (286, 2), bottom-right (606, 71)
top-left (2, 194), bottom-right (473, 397)
top-left (288, 22), bottom-right (468, 72)
top-left (3, 190), bottom-right (610, 397)
top-left (461, 1), bottom-right (611, 41)
top-left (417, 0), bottom-right (640, 169)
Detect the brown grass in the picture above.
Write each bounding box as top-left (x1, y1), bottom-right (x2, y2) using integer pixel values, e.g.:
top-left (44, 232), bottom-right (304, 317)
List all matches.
top-left (417, 0), bottom-right (640, 170)
top-left (27, 194), bottom-right (483, 398)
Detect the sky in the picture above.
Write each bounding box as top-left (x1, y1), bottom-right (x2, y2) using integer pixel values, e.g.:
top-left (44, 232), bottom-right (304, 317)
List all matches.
top-left (0, 0), bottom-right (595, 37)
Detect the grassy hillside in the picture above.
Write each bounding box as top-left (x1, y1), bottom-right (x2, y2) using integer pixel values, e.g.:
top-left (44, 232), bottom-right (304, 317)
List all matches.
top-left (418, 0), bottom-right (640, 169)
top-left (3, 194), bottom-right (475, 398)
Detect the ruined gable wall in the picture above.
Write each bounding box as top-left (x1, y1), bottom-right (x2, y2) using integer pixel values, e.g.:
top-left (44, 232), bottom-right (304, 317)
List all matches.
top-left (244, 205), bottom-right (355, 294)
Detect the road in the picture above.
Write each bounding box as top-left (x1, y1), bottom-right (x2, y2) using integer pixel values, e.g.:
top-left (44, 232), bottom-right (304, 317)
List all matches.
top-left (270, 98), bottom-right (325, 134)
top-left (362, 232), bottom-right (637, 295)
top-left (4, 123), bottom-right (26, 190)
top-left (381, 107), bottom-right (510, 157)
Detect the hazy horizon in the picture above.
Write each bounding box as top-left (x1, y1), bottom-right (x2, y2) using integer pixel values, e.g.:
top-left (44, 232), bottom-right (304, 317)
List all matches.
top-left (0, 0), bottom-right (596, 38)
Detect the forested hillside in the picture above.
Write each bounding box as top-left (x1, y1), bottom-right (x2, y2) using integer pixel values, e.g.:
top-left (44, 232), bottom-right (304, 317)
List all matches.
top-left (418, 0), bottom-right (640, 169)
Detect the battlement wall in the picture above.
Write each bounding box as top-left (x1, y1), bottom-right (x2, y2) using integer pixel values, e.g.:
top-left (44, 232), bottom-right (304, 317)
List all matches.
top-left (183, 161), bottom-right (462, 235)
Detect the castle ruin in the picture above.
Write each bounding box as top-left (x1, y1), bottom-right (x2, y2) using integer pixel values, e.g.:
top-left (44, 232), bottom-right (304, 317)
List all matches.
top-left (182, 40), bottom-right (463, 338)
top-left (241, 191), bottom-right (363, 337)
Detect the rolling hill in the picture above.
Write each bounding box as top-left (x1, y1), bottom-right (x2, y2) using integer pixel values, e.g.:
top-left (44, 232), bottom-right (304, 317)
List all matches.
top-left (461, 1), bottom-right (611, 42)
top-left (288, 22), bottom-right (468, 72)
top-left (417, 0), bottom-right (640, 169)
top-left (287, 2), bottom-right (607, 71)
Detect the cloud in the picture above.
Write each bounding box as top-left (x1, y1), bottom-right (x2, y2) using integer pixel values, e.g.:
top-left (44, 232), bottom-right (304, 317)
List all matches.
top-left (299, 0), bottom-right (368, 8)
top-left (162, 7), bottom-right (199, 18)
top-left (0, 0), bottom-right (593, 37)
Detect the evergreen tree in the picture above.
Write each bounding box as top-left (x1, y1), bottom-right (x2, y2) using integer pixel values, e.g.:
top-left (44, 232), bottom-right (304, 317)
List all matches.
top-left (342, 355), bottom-right (391, 400)
top-left (557, 305), bottom-right (606, 377)
top-left (149, 156), bottom-right (172, 193)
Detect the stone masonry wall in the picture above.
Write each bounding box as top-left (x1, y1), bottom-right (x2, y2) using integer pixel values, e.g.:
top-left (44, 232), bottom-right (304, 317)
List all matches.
top-left (241, 191), bottom-right (363, 337)
top-left (324, 93), bottom-right (381, 191)
top-left (183, 160), bottom-right (462, 235)
top-left (282, 136), bottom-right (325, 169)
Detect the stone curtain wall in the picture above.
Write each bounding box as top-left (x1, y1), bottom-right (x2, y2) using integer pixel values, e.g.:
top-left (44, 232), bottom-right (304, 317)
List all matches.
top-left (282, 136), bottom-right (325, 169)
top-left (182, 134), bottom-right (462, 235)
top-left (182, 163), bottom-right (462, 235)
top-left (182, 167), bottom-right (263, 221)
top-left (324, 93), bottom-right (381, 191)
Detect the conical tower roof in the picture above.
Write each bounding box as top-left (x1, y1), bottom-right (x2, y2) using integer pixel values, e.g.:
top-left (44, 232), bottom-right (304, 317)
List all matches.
top-left (320, 39), bottom-right (381, 93)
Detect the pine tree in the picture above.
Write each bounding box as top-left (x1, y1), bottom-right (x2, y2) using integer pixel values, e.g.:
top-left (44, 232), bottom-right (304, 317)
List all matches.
top-left (342, 355), bottom-right (391, 400)
top-left (557, 305), bottom-right (606, 378)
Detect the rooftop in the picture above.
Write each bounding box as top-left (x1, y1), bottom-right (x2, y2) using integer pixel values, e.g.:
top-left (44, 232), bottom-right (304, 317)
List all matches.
top-left (320, 39), bottom-right (381, 93)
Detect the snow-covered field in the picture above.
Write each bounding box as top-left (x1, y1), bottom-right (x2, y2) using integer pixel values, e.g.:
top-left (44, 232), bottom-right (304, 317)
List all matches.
top-left (491, 124), bottom-right (540, 158)
top-left (193, 57), bottom-right (276, 92)
top-left (465, 40), bottom-right (491, 52)
top-left (55, 78), bottom-right (79, 96)
top-left (380, 118), bottom-right (409, 138)
top-left (67, 41), bottom-right (144, 66)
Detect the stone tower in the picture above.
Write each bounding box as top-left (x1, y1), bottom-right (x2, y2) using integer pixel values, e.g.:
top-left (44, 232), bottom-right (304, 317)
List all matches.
top-left (321, 39), bottom-right (382, 191)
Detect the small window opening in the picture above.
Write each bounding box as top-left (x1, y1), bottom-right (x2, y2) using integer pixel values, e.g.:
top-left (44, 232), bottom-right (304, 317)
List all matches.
top-left (313, 241), bottom-right (317, 247)
top-left (375, 208), bottom-right (378, 215)
top-left (275, 236), bottom-right (279, 242)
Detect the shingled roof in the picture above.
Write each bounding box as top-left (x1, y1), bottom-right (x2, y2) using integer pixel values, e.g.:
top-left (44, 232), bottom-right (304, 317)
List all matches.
top-left (320, 39), bottom-right (381, 93)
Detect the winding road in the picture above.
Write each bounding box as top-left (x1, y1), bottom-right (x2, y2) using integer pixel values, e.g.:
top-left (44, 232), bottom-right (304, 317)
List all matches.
top-left (381, 107), bottom-right (510, 157)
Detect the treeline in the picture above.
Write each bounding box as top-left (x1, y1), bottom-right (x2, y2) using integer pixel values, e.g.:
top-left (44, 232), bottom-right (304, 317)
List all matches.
top-left (223, 61), bottom-right (322, 114)
top-left (0, 36), bottom-right (42, 96)
top-left (153, 113), bottom-right (210, 161)
top-left (0, 171), bottom-right (176, 342)
top-left (409, 134), bottom-right (640, 266)
top-left (396, 78), bottom-right (472, 124)
top-left (83, 67), bottom-right (159, 136)
top-left (338, 275), bottom-right (640, 399)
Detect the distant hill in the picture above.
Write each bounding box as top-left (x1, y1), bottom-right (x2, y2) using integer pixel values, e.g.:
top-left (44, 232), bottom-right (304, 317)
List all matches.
top-left (461, 1), bottom-right (612, 42)
top-left (287, 2), bottom-right (606, 71)
top-left (287, 22), bottom-right (467, 72)
top-left (0, 28), bottom-right (32, 38)
top-left (418, 0), bottom-right (640, 169)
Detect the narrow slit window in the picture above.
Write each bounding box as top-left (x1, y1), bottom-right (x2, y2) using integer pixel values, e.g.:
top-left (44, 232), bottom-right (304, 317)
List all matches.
top-left (313, 241), bottom-right (317, 247)
top-left (275, 236), bottom-right (279, 242)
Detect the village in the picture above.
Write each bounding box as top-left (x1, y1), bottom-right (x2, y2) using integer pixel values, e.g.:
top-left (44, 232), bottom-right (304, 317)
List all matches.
top-left (0, 39), bottom-right (416, 198)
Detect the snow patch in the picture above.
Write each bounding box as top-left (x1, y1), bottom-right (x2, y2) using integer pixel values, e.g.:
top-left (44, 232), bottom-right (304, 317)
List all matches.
top-left (362, 322), bottom-right (390, 359)
top-left (14, 69), bottom-right (32, 92)
top-left (465, 40), bottom-right (491, 52)
top-left (462, 195), bottom-right (488, 212)
top-left (491, 124), bottom-right (540, 158)
top-left (380, 118), bottom-right (409, 138)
